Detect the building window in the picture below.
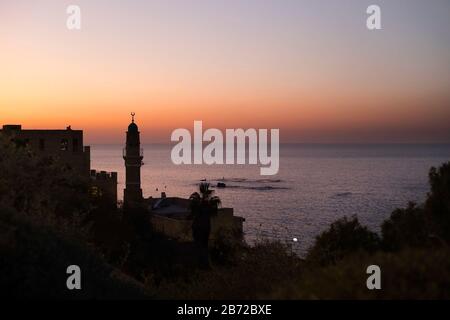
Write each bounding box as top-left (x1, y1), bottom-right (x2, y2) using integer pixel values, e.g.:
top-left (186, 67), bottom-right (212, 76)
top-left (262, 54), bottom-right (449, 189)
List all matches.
top-left (39, 139), bottom-right (45, 151)
top-left (60, 139), bottom-right (69, 151)
top-left (73, 138), bottom-right (79, 152)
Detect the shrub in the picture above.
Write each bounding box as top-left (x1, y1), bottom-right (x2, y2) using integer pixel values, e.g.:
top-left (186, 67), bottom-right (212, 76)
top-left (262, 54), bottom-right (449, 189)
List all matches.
top-left (0, 205), bottom-right (148, 299)
top-left (209, 229), bottom-right (245, 266)
top-left (381, 202), bottom-right (430, 251)
top-left (273, 247), bottom-right (450, 300)
top-left (149, 240), bottom-right (302, 299)
top-left (306, 216), bottom-right (380, 266)
top-left (426, 161), bottom-right (450, 242)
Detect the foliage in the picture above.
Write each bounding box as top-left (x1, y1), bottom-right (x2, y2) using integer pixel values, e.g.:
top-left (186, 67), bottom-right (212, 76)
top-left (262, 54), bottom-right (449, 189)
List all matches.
top-left (189, 182), bottom-right (222, 217)
top-left (0, 205), bottom-right (148, 299)
top-left (306, 216), bottom-right (380, 266)
top-left (426, 162), bottom-right (450, 242)
top-left (189, 182), bottom-right (222, 267)
top-left (148, 240), bottom-right (302, 299)
top-left (381, 202), bottom-right (430, 251)
top-left (209, 229), bottom-right (245, 266)
top-left (274, 247), bottom-right (450, 300)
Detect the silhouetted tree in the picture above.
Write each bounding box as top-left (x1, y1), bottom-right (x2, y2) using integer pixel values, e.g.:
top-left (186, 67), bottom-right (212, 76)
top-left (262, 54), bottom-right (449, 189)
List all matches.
top-left (425, 161), bottom-right (450, 242)
top-left (189, 182), bottom-right (221, 267)
top-left (381, 202), bottom-right (430, 251)
top-left (306, 216), bottom-right (380, 266)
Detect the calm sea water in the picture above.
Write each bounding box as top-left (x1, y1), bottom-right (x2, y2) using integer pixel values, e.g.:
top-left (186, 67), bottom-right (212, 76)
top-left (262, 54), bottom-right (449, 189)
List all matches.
top-left (91, 144), bottom-right (450, 255)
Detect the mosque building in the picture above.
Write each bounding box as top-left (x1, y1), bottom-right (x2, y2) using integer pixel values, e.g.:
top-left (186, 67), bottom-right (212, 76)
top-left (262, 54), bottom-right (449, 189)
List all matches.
top-left (122, 113), bottom-right (245, 243)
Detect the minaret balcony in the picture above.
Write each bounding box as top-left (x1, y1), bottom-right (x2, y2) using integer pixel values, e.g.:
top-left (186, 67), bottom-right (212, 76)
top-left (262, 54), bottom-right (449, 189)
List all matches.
top-left (123, 147), bottom-right (144, 158)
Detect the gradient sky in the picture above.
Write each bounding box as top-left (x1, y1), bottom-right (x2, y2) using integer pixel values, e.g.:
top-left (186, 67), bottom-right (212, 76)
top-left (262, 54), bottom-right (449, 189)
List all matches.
top-left (1, 0), bottom-right (450, 143)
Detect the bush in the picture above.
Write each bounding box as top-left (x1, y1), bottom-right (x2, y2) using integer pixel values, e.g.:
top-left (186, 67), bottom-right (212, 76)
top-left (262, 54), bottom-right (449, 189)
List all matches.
top-left (209, 229), bottom-right (245, 266)
top-left (306, 216), bottom-right (380, 266)
top-left (148, 240), bottom-right (302, 299)
top-left (273, 247), bottom-right (450, 299)
top-left (0, 205), bottom-right (148, 299)
top-left (381, 202), bottom-right (430, 251)
top-left (426, 162), bottom-right (450, 242)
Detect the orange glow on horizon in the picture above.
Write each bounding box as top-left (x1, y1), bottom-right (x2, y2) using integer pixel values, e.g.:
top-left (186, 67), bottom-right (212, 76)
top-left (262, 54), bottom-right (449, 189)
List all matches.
top-left (1, 1), bottom-right (450, 144)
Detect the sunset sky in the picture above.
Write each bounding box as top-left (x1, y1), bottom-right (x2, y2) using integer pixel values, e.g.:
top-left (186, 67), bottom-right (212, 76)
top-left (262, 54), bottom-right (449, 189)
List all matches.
top-left (1, 0), bottom-right (450, 143)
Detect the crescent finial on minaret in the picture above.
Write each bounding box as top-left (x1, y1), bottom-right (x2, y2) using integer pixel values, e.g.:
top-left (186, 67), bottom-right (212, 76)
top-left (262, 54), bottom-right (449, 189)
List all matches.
top-left (131, 112), bottom-right (135, 123)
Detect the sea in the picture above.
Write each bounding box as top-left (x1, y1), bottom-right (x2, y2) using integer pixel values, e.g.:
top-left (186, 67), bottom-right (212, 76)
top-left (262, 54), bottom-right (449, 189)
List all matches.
top-left (91, 144), bottom-right (450, 255)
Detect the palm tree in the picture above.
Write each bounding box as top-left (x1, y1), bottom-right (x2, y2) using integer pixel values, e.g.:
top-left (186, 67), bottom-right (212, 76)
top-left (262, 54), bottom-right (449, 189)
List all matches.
top-left (189, 182), bottom-right (221, 267)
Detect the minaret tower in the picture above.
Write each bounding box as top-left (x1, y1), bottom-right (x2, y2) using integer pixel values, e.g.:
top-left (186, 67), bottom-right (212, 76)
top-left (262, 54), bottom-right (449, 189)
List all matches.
top-left (123, 112), bottom-right (143, 207)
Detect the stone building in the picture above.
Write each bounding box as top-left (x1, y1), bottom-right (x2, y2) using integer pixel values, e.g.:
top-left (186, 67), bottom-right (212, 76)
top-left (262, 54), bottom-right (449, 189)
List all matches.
top-left (1, 124), bottom-right (90, 175)
top-left (0, 124), bottom-right (117, 204)
top-left (148, 196), bottom-right (244, 244)
top-left (90, 170), bottom-right (118, 203)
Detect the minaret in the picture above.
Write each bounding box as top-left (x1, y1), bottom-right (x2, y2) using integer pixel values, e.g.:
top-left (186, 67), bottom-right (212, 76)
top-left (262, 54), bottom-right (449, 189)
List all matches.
top-left (123, 112), bottom-right (143, 207)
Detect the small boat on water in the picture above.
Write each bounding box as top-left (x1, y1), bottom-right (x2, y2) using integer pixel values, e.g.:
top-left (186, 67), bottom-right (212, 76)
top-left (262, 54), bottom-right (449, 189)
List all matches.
top-left (217, 182), bottom-right (226, 188)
